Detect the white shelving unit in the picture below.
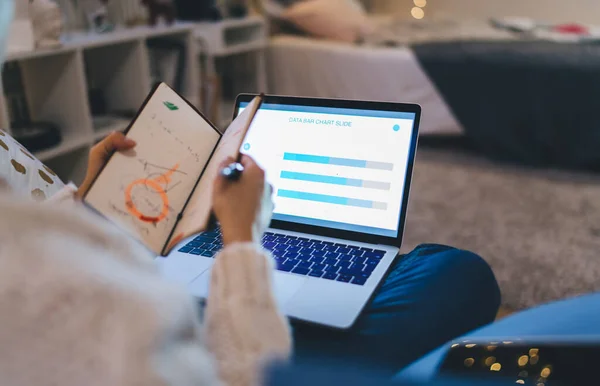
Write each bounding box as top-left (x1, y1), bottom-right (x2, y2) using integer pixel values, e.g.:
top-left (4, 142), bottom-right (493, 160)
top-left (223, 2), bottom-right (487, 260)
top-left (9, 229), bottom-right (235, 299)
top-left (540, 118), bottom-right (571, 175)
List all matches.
top-left (1, 23), bottom-right (200, 184)
top-left (194, 16), bottom-right (268, 129)
top-left (194, 16), bottom-right (268, 58)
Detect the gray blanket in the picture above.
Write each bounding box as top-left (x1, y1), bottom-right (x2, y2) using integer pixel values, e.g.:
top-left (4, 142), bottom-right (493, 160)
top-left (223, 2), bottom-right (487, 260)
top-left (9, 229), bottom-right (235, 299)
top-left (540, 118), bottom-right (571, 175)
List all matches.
top-left (411, 40), bottom-right (600, 171)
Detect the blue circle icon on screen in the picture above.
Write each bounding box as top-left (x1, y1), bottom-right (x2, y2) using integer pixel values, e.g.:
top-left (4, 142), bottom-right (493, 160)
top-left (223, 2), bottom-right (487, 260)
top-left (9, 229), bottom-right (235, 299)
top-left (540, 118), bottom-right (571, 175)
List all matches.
top-left (393, 124), bottom-right (400, 132)
top-left (243, 143), bottom-right (251, 151)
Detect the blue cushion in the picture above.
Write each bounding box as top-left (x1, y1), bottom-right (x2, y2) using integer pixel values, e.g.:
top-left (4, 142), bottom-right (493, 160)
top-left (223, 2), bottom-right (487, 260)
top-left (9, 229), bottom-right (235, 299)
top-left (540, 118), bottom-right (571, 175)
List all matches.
top-left (396, 292), bottom-right (600, 382)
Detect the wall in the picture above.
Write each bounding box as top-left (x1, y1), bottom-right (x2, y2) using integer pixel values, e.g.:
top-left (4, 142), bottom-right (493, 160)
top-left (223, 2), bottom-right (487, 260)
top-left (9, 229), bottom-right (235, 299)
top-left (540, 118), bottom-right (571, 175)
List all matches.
top-left (370, 0), bottom-right (600, 24)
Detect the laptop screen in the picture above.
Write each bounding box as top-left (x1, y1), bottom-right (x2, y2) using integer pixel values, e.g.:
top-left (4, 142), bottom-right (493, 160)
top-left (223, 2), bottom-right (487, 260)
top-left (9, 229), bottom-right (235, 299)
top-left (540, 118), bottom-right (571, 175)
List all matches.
top-left (237, 100), bottom-right (417, 239)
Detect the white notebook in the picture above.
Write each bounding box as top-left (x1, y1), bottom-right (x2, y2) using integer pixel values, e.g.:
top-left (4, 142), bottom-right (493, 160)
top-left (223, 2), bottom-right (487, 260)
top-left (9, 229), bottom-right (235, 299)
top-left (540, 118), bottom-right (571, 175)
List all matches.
top-left (84, 82), bottom-right (263, 256)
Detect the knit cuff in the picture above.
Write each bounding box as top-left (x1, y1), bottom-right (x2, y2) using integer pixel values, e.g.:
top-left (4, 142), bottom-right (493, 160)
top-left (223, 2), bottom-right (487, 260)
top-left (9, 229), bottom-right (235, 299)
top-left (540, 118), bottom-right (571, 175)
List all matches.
top-left (46, 182), bottom-right (78, 206)
top-left (210, 242), bottom-right (276, 304)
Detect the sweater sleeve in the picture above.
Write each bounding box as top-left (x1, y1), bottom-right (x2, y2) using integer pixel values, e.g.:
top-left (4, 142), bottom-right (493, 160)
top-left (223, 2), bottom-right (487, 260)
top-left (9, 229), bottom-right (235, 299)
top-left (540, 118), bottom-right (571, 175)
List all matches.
top-left (204, 243), bottom-right (292, 386)
top-left (46, 182), bottom-right (78, 205)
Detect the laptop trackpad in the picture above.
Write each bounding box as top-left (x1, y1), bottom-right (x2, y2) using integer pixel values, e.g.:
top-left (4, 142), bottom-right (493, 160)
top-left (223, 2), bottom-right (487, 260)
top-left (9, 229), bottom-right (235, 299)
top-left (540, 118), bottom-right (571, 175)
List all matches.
top-left (157, 255), bottom-right (212, 285)
top-left (189, 271), bottom-right (304, 310)
top-left (272, 272), bottom-right (305, 310)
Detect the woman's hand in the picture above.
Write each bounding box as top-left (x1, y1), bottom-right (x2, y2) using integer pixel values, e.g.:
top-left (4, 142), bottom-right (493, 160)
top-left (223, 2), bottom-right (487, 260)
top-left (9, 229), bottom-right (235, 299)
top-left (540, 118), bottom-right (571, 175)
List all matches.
top-left (76, 131), bottom-right (136, 199)
top-left (212, 155), bottom-right (270, 246)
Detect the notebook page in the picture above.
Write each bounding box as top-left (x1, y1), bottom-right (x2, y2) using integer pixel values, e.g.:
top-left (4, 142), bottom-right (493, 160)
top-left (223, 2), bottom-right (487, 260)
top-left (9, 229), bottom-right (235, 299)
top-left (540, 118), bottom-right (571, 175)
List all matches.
top-left (166, 96), bottom-right (262, 251)
top-left (85, 83), bottom-right (221, 255)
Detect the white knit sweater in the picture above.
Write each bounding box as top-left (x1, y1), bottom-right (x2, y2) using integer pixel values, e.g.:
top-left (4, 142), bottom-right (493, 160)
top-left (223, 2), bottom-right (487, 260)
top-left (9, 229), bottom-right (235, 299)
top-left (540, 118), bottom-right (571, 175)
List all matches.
top-left (0, 185), bottom-right (292, 386)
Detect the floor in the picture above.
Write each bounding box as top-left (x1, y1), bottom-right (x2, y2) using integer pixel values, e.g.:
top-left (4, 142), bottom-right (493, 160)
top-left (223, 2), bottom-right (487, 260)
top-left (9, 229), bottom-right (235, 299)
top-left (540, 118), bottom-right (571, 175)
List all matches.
top-left (403, 146), bottom-right (600, 311)
top-left (496, 306), bottom-right (514, 320)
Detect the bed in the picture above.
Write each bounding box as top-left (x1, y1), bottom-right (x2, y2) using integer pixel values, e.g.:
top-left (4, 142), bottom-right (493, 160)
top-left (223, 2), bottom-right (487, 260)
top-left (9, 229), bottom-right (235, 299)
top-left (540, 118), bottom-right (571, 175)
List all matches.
top-left (267, 34), bottom-right (464, 136)
top-left (266, 18), bottom-right (513, 135)
top-left (266, 17), bottom-right (600, 170)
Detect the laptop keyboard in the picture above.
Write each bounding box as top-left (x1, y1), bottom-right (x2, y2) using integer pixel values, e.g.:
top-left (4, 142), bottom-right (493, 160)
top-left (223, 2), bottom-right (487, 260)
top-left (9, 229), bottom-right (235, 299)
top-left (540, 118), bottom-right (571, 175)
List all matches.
top-left (177, 229), bottom-right (386, 286)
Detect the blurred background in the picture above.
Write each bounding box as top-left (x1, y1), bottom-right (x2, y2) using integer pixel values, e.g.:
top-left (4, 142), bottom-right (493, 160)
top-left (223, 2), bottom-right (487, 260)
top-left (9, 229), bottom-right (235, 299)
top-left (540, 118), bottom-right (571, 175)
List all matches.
top-left (3, 0), bottom-right (600, 319)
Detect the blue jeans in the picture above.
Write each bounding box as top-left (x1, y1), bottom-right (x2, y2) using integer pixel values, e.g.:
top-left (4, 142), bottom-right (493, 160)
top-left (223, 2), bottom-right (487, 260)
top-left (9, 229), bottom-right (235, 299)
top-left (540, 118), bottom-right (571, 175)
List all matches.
top-left (289, 244), bottom-right (501, 378)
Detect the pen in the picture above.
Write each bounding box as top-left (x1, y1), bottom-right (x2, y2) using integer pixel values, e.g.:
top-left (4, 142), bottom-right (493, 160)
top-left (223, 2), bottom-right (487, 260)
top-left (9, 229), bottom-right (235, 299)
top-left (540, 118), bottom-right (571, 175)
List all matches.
top-left (220, 162), bottom-right (244, 181)
top-left (206, 162), bottom-right (244, 231)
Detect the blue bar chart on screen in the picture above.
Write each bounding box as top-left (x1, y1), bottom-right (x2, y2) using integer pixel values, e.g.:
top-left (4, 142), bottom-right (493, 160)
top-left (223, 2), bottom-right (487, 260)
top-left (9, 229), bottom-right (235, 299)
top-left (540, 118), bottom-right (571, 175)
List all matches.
top-left (239, 101), bottom-right (416, 237)
top-left (283, 153), bottom-right (395, 171)
top-left (280, 171), bottom-right (391, 191)
top-left (277, 189), bottom-right (389, 210)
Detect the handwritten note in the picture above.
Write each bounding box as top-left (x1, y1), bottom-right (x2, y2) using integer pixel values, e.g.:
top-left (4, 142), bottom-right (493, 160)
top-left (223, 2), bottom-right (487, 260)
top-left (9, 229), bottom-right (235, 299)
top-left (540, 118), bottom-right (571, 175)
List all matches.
top-left (85, 83), bottom-right (220, 255)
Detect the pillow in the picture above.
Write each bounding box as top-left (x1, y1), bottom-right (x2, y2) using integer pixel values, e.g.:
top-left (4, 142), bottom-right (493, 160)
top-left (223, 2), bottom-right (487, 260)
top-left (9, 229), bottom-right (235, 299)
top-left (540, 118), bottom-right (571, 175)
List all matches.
top-left (281, 0), bottom-right (373, 43)
top-left (0, 129), bottom-right (64, 201)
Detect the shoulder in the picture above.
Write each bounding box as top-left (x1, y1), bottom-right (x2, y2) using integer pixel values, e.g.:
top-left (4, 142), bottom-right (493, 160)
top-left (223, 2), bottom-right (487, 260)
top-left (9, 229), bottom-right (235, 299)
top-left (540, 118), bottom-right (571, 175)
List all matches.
top-left (0, 129), bottom-right (64, 201)
top-left (0, 194), bottom-right (222, 385)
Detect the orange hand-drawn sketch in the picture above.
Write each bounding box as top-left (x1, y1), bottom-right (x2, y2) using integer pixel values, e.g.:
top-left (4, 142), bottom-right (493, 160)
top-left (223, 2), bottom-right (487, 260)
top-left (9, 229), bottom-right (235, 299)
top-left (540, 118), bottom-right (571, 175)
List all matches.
top-left (124, 162), bottom-right (181, 224)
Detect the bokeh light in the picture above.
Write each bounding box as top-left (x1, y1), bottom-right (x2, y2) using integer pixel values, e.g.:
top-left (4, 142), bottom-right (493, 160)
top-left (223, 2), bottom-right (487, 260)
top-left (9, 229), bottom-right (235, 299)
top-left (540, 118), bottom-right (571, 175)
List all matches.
top-left (411, 7), bottom-right (425, 19)
top-left (518, 355), bottom-right (529, 366)
top-left (541, 367), bottom-right (552, 378)
top-left (529, 348), bottom-right (539, 356)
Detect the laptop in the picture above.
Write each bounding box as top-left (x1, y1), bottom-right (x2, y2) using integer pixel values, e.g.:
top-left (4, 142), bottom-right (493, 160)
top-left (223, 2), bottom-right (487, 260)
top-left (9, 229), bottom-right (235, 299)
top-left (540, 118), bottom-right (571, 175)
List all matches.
top-left (158, 95), bottom-right (421, 329)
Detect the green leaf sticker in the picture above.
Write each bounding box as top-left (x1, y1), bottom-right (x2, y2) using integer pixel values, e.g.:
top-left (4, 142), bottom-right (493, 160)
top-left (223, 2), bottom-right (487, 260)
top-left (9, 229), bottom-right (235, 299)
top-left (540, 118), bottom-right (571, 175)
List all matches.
top-left (164, 101), bottom-right (179, 111)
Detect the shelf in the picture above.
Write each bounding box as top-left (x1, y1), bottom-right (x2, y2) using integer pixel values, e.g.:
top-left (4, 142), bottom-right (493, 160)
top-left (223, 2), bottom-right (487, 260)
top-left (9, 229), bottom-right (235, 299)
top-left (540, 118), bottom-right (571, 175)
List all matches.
top-left (18, 50), bottom-right (94, 146)
top-left (62, 22), bottom-right (196, 50)
top-left (85, 41), bottom-right (150, 114)
top-left (5, 23), bottom-right (196, 62)
top-left (215, 41), bottom-right (267, 57)
top-left (62, 29), bottom-right (142, 49)
top-left (34, 135), bottom-right (91, 162)
top-left (6, 46), bottom-right (77, 63)
top-left (139, 22), bottom-right (197, 38)
top-left (194, 16), bottom-right (267, 56)
top-left (196, 15), bottom-right (265, 30)
top-left (92, 115), bottom-right (131, 140)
